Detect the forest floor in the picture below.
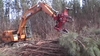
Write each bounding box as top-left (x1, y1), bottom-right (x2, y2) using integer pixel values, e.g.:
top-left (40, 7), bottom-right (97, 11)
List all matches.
top-left (0, 38), bottom-right (67, 56)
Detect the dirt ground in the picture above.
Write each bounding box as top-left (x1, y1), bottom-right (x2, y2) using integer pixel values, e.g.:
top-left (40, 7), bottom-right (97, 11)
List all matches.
top-left (0, 39), bottom-right (67, 56)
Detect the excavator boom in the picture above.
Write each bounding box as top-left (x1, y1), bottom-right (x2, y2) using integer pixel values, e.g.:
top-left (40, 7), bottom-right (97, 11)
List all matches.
top-left (17, 2), bottom-right (57, 36)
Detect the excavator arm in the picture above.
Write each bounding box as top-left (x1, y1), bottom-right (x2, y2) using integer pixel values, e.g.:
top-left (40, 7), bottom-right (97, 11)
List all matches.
top-left (17, 2), bottom-right (58, 37)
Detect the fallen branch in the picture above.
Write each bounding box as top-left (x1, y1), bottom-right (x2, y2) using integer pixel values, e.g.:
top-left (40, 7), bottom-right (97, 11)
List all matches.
top-left (23, 45), bottom-right (61, 51)
top-left (75, 39), bottom-right (87, 49)
top-left (21, 49), bottom-right (61, 56)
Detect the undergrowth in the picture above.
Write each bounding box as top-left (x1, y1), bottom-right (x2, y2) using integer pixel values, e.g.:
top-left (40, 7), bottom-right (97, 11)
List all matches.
top-left (59, 28), bottom-right (100, 56)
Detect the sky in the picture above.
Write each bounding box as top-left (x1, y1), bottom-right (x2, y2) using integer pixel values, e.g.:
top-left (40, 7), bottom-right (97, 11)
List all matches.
top-left (67, 0), bottom-right (71, 2)
top-left (80, 0), bottom-right (83, 7)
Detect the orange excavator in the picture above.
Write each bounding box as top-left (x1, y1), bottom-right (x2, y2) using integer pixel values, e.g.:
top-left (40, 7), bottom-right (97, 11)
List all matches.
top-left (1, 2), bottom-right (72, 43)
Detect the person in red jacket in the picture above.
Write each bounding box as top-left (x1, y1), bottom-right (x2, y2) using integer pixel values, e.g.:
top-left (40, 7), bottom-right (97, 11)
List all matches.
top-left (54, 7), bottom-right (73, 33)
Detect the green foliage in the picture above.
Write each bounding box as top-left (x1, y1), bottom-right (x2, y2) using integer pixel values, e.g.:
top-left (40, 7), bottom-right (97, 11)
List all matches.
top-left (60, 30), bottom-right (100, 56)
top-left (60, 32), bottom-right (79, 56)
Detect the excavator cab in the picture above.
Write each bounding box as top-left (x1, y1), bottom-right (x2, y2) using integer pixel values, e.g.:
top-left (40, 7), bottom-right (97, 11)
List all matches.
top-left (2, 30), bottom-right (18, 43)
top-left (2, 29), bottom-right (26, 43)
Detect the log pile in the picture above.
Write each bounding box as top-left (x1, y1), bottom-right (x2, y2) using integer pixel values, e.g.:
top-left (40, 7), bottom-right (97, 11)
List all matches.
top-left (15, 40), bottom-right (66, 56)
